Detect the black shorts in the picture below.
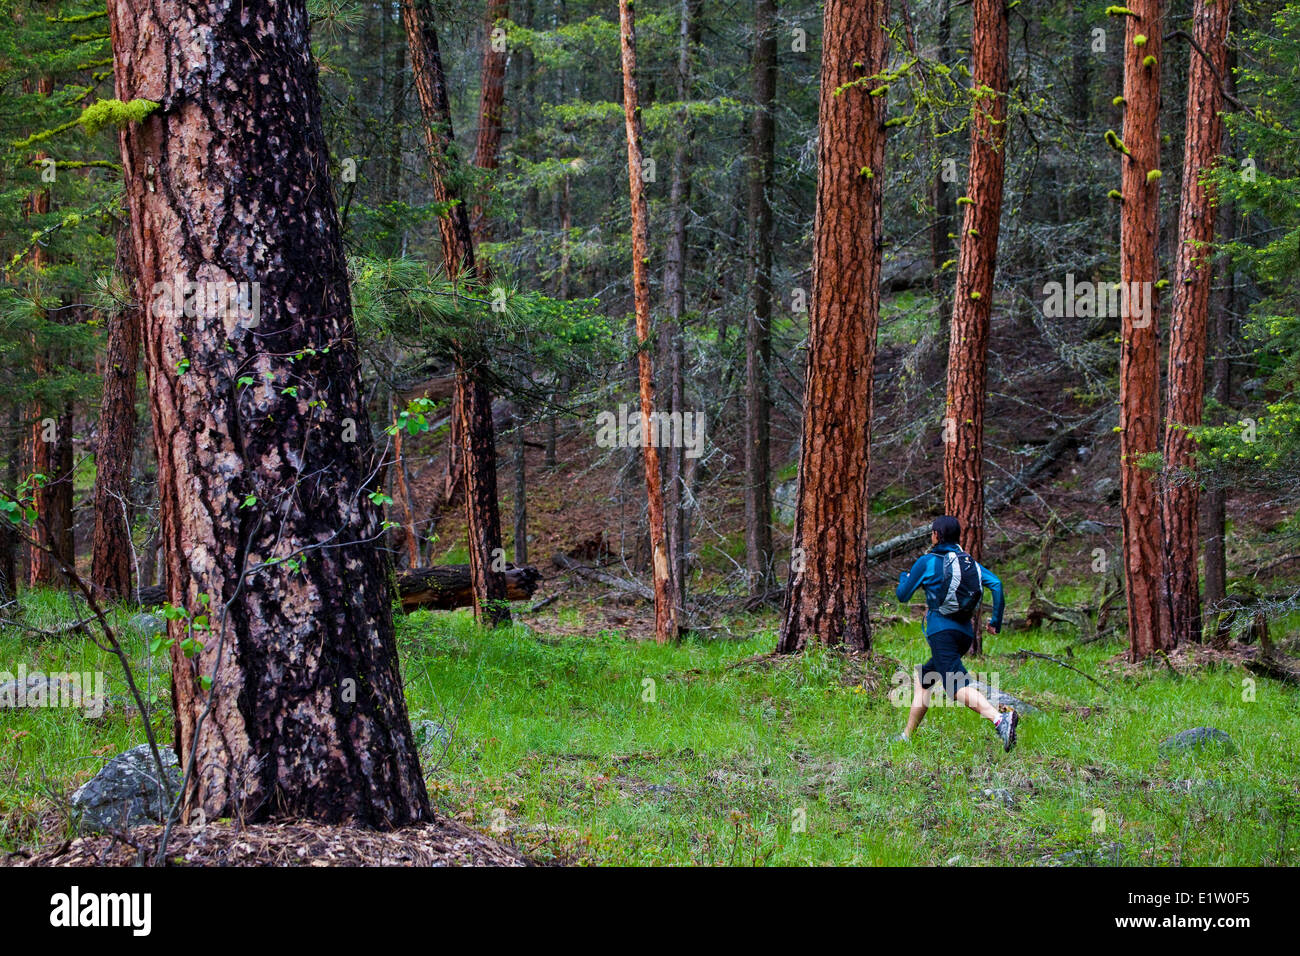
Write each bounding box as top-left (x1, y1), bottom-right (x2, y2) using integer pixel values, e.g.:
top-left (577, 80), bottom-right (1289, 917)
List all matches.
top-left (918, 629), bottom-right (974, 698)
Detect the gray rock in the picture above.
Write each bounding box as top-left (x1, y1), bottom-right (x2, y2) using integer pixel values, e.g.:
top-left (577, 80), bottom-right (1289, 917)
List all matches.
top-left (413, 720), bottom-right (451, 752)
top-left (1159, 726), bottom-right (1232, 755)
top-left (1075, 519), bottom-right (1107, 536)
top-left (1092, 477), bottom-right (1120, 502)
top-left (127, 612), bottom-right (166, 636)
top-left (978, 788), bottom-right (1015, 808)
top-left (773, 480), bottom-right (798, 524)
top-left (969, 679), bottom-right (1038, 714)
top-left (70, 743), bottom-right (180, 833)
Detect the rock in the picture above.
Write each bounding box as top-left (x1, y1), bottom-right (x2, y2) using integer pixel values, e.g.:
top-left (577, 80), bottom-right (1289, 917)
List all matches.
top-left (978, 788), bottom-right (1015, 808)
top-left (1075, 519), bottom-right (1107, 536)
top-left (413, 720), bottom-right (451, 752)
top-left (773, 480), bottom-right (798, 524)
top-left (71, 743), bottom-right (180, 834)
top-left (1091, 477), bottom-right (1120, 503)
top-left (968, 679), bottom-right (1038, 714)
top-left (1159, 727), bottom-right (1232, 756)
top-left (127, 612), bottom-right (166, 636)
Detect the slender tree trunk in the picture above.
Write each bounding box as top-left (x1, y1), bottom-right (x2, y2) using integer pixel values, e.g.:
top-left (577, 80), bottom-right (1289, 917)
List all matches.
top-left (930, 1), bottom-right (954, 330)
top-left (92, 231), bottom-right (142, 599)
top-left (1118, 0), bottom-right (1171, 660)
top-left (1162, 0), bottom-right (1232, 647)
top-left (50, 404), bottom-right (75, 569)
top-left (777, 0), bottom-right (888, 654)
top-left (107, 0), bottom-right (430, 825)
top-left (402, 0), bottom-right (509, 626)
top-left (744, 0), bottom-right (777, 597)
top-left (620, 0), bottom-right (679, 643)
top-left (1203, 191), bottom-right (1235, 610)
top-left (24, 75), bottom-right (60, 588)
top-left (661, 0), bottom-right (699, 611)
top-left (391, 401), bottom-right (421, 569)
top-left (943, 0), bottom-right (1009, 570)
top-left (0, 409), bottom-right (19, 600)
top-left (471, 0), bottom-right (509, 245)
top-left (513, 417), bottom-right (527, 564)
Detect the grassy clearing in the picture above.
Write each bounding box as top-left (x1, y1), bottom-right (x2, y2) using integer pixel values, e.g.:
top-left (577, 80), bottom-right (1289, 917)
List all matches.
top-left (2, 587), bottom-right (1297, 865)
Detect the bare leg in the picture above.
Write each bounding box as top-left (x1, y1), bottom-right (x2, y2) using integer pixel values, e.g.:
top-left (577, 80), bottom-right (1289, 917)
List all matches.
top-left (955, 684), bottom-right (1000, 722)
top-left (903, 670), bottom-right (932, 738)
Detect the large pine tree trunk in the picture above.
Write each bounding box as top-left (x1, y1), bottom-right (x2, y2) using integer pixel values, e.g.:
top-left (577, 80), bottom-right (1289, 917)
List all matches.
top-left (777, 0), bottom-right (887, 654)
top-left (620, 0), bottom-right (680, 643)
top-left (107, 0), bottom-right (430, 826)
top-left (92, 232), bottom-right (142, 599)
top-left (1162, 0), bottom-right (1232, 647)
top-left (402, 0), bottom-right (510, 626)
top-left (471, 0), bottom-right (509, 244)
top-left (744, 0), bottom-right (777, 597)
top-left (943, 0), bottom-right (1009, 574)
top-left (1119, 0), bottom-right (1172, 660)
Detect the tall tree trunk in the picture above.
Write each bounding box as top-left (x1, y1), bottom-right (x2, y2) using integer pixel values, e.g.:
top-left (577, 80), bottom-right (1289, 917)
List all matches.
top-left (930, 1), bottom-right (955, 330)
top-left (1118, 0), bottom-right (1171, 660)
top-left (471, 0), bottom-right (509, 244)
top-left (943, 0), bottom-right (1009, 570)
top-left (92, 231), bottom-right (142, 599)
top-left (620, 0), bottom-right (679, 643)
top-left (777, 0), bottom-right (887, 654)
top-left (744, 0), bottom-right (777, 597)
top-left (1162, 0), bottom-right (1232, 647)
top-left (107, 0), bottom-right (430, 825)
top-left (0, 409), bottom-right (19, 601)
top-left (24, 76), bottom-right (60, 587)
top-left (513, 416), bottom-right (527, 564)
top-left (402, 0), bottom-right (510, 626)
top-left (661, 0), bottom-right (699, 611)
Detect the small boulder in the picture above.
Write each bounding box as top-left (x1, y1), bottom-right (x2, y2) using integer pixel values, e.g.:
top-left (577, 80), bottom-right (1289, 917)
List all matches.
top-left (1159, 726), bottom-right (1232, 756)
top-left (968, 679), bottom-right (1038, 714)
top-left (773, 480), bottom-right (798, 524)
top-left (127, 612), bottom-right (166, 637)
top-left (70, 743), bottom-right (181, 833)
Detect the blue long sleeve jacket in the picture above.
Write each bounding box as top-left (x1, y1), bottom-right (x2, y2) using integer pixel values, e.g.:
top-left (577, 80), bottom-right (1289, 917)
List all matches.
top-left (896, 542), bottom-right (1005, 638)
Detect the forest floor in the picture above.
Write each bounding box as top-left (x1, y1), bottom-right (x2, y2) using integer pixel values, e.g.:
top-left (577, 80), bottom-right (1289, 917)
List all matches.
top-left (1, 589), bottom-right (1297, 866)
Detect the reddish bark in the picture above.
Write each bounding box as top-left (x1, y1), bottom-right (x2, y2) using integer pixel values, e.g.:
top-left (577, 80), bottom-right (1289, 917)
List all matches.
top-left (943, 0), bottom-right (1009, 568)
top-left (778, 0), bottom-right (888, 653)
top-left (1119, 0), bottom-right (1172, 660)
top-left (620, 0), bottom-right (680, 643)
top-left (1161, 0), bottom-right (1232, 647)
top-left (402, 0), bottom-right (510, 626)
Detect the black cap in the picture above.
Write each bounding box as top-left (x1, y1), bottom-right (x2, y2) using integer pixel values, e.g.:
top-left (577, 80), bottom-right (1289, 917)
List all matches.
top-left (931, 515), bottom-right (961, 544)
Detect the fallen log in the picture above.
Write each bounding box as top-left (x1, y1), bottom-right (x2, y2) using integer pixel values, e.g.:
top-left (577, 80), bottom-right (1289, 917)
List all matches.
top-left (551, 552), bottom-right (654, 602)
top-left (868, 406), bottom-right (1111, 562)
top-left (392, 565), bottom-right (542, 612)
top-left (133, 564), bottom-right (543, 614)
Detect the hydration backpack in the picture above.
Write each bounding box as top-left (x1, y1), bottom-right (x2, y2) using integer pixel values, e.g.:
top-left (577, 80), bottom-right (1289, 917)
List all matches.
top-left (933, 548), bottom-right (983, 623)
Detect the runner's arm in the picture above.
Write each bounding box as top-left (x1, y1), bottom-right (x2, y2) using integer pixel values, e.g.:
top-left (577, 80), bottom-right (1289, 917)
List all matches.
top-left (896, 555), bottom-right (932, 603)
top-left (979, 565), bottom-right (1005, 632)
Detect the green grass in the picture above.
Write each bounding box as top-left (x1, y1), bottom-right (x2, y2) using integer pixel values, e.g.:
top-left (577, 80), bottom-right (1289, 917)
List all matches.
top-left (3, 587), bottom-right (1298, 865)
